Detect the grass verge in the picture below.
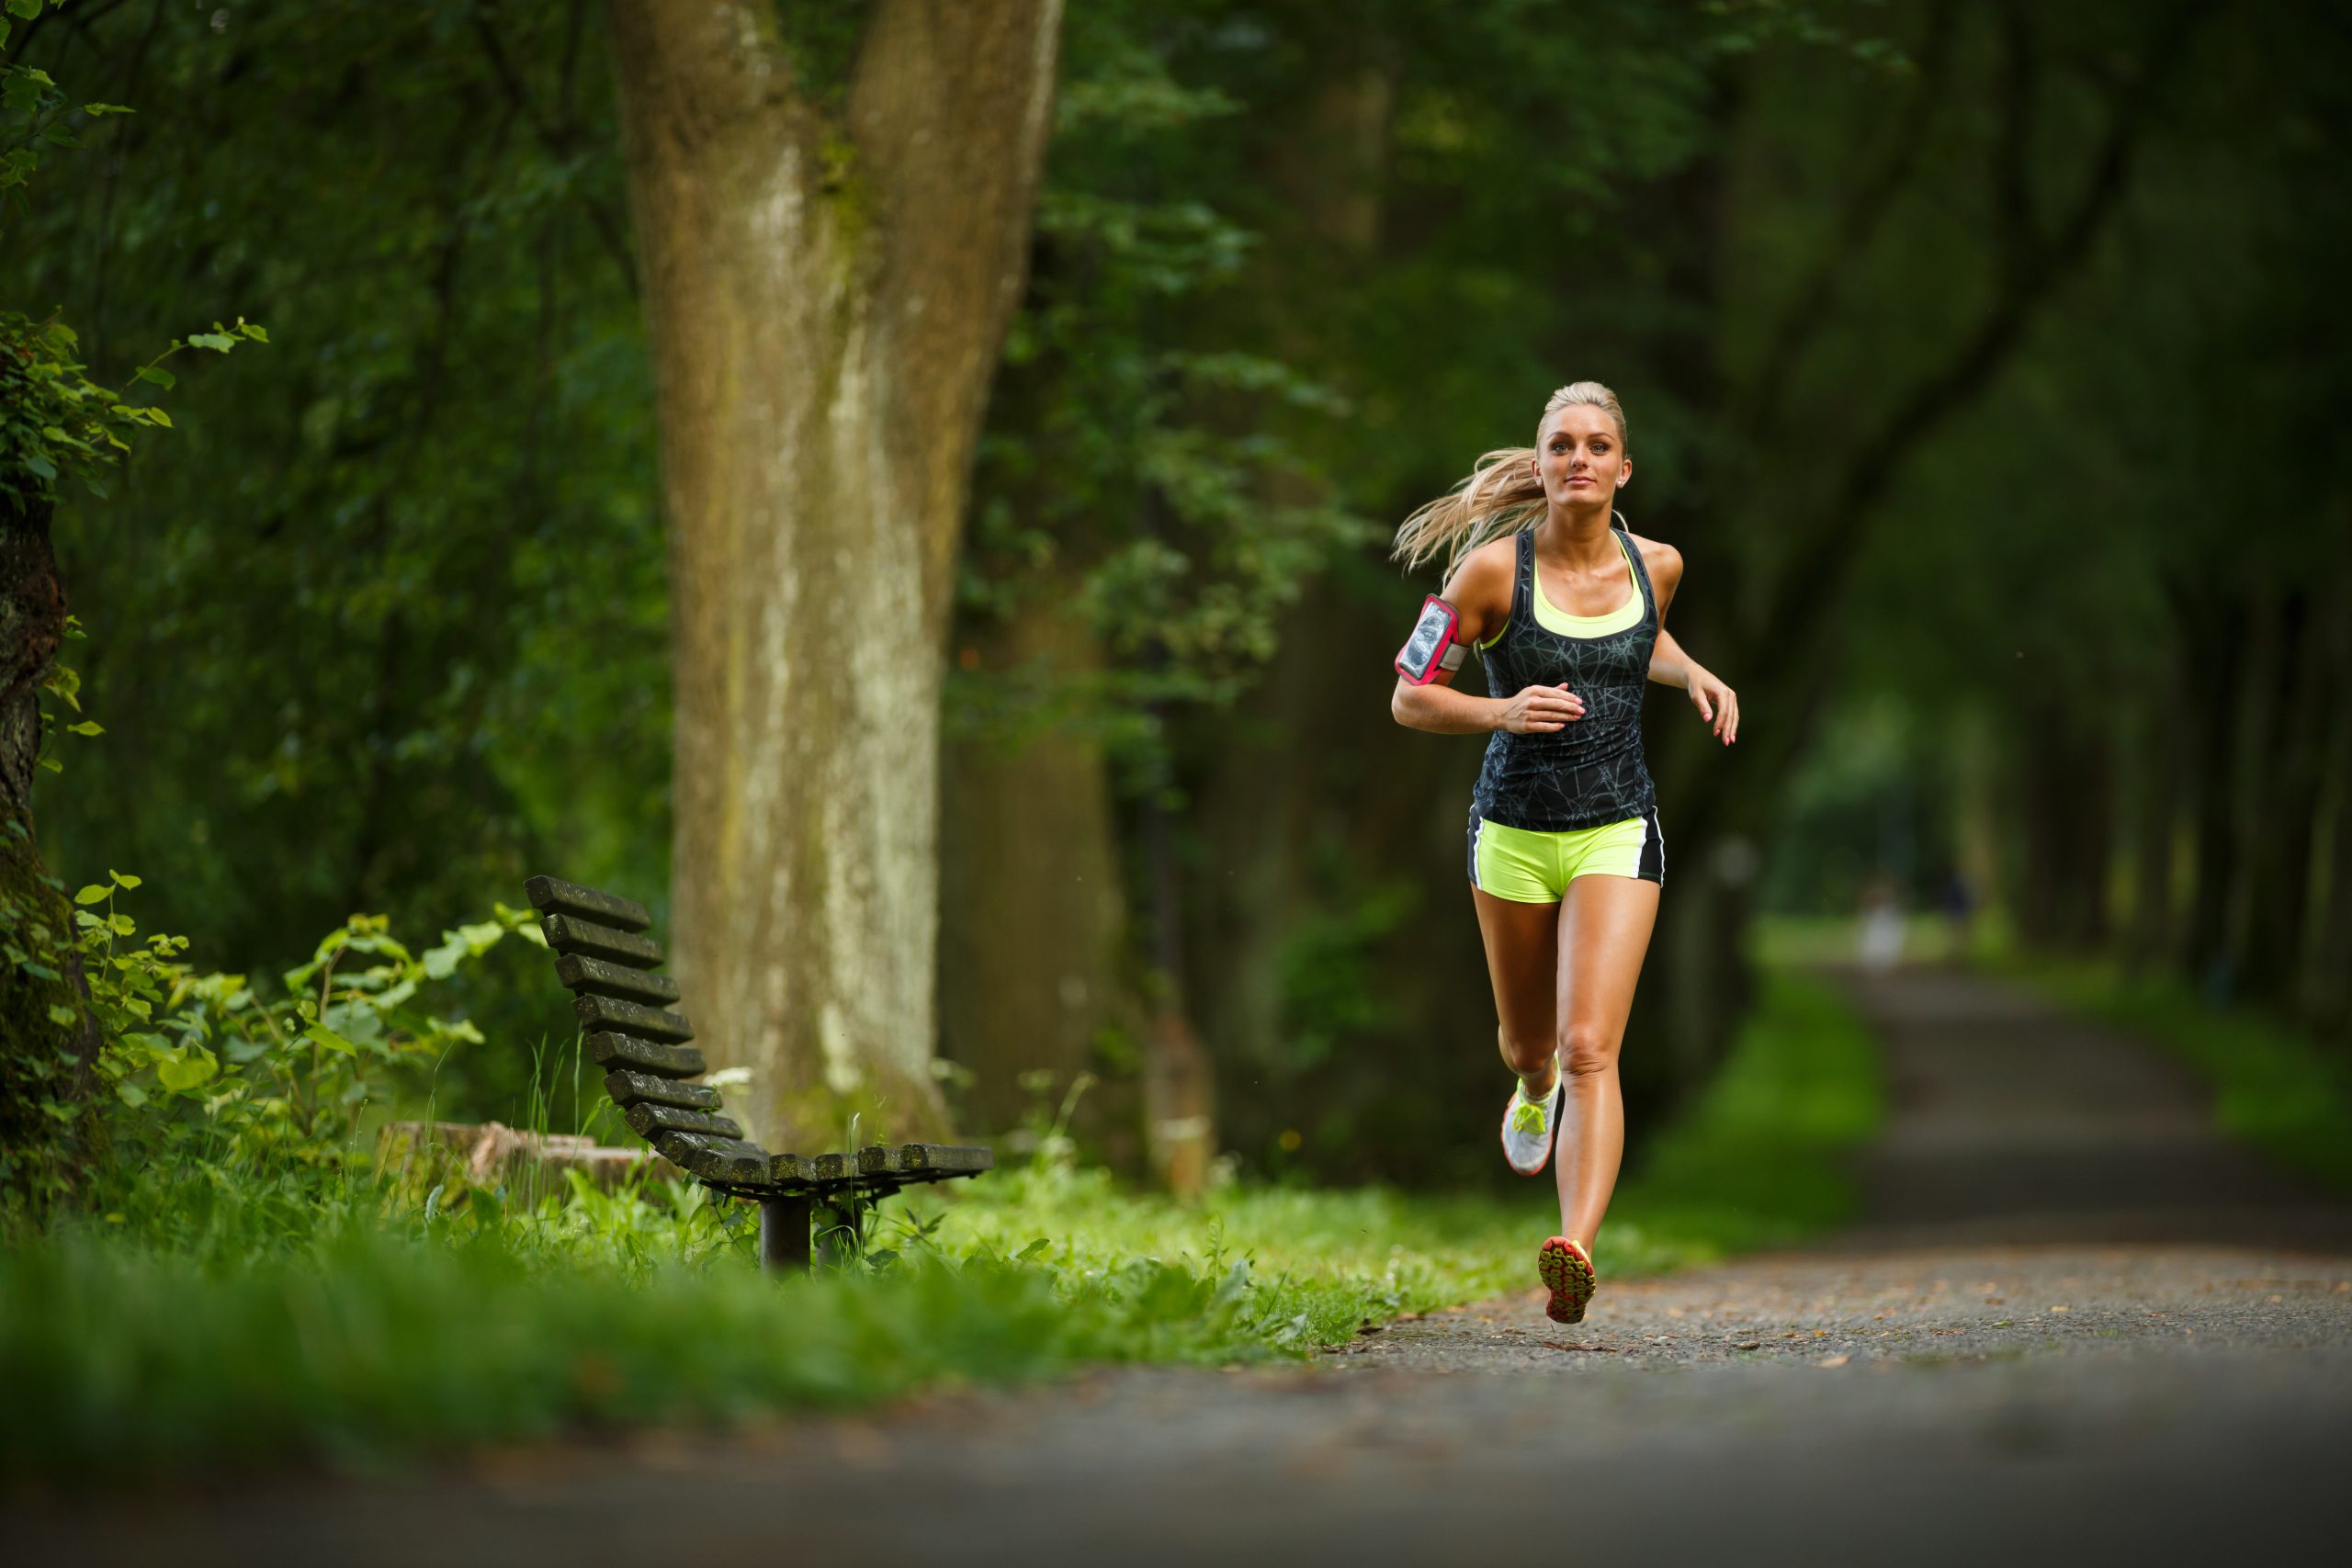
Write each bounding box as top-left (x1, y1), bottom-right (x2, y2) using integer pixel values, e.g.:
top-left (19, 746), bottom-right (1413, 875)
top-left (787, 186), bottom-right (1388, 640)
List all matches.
top-left (1, 970), bottom-right (1879, 1485)
top-left (2003, 957), bottom-right (2352, 1196)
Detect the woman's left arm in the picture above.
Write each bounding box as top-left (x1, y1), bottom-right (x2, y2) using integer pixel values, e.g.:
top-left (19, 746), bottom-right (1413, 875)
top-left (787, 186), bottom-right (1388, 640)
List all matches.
top-left (1641, 540), bottom-right (1739, 746)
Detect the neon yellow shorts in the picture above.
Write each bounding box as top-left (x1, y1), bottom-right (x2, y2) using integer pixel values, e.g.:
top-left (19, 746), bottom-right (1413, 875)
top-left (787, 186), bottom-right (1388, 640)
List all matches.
top-left (1468, 809), bottom-right (1665, 903)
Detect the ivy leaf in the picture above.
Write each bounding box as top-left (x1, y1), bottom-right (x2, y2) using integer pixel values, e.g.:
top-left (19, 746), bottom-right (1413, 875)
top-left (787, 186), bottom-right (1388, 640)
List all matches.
top-left (109, 870), bottom-right (142, 888)
top-left (65, 721), bottom-right (102, 736)
top-left (133, 366), bottom-right (175, 389)
top-left (47, 1004), bottom-right (76, 1027)
top-left (74, 885), bottom-right (110, 905)
top-left (5, 2), bottom-right (42, 23)
top-left (187, 333), bottom-right (236, 352)
top-left (302, 1021), bottom-right (359, 1055)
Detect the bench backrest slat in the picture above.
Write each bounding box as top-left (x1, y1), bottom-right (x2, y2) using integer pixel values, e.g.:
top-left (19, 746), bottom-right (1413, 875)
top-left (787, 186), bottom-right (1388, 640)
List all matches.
top-left (542, 913), bottom-right (665, 969)
top-left (525, 875), bottom-right (653, 932)
top-left (603, 1069), bottom-right (722, 1111)
top-left (586, 1030), bottom-right (708, 1079)
top-left (574, 993), bottom-right (694, 1043)
top-left (554, 953), bottom-right (682, 1006)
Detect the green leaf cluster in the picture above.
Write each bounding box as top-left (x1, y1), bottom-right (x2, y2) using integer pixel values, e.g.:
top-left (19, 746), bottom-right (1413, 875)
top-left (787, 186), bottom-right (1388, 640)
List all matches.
top-left (24, 870), bottom-right (548, 1227)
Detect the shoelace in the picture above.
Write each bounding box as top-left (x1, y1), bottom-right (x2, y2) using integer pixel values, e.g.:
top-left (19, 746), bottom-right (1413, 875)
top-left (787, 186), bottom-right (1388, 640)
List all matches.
top-left (1510, 1093), bottom-right (1548, 1135)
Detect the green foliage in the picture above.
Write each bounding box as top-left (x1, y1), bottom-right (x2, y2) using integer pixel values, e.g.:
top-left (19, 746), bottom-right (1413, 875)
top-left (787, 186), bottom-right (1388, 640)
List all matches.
top-left (1, 4), bottom-right (260, 508)
top-left (17, 873), bottom-right (544, 1229)
top-left (18, 1), bottom-right (657, 1113)
top-left (0, 1), bottom-right (129, 231)
top-left (0, 311), bottom-right (264, 507)
top-left (954, 1), bottom-right (1372, 764)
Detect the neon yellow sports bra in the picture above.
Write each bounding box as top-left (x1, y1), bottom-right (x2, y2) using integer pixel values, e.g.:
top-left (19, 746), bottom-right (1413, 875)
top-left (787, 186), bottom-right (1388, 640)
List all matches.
top-left (1480, 530), bottom-right (1644, 647)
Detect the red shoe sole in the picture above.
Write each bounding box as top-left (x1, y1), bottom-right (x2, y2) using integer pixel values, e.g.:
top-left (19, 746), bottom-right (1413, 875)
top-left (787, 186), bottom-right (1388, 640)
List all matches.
top-left (1538, 1236), bottom-right (1596, 1324)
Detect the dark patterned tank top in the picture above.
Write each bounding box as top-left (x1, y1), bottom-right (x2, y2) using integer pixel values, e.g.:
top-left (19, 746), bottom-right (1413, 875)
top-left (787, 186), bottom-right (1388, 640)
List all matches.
top-left (1470, 524), bottom-right (1659, 832)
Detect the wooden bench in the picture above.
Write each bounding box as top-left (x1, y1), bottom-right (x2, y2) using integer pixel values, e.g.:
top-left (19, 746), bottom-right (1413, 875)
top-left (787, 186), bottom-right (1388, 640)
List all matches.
top-left (524, 874), bottom-right (992, 1270)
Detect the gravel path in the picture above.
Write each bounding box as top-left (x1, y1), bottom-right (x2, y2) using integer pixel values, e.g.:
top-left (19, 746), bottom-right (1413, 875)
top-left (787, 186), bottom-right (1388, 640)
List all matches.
top-left (17, 965), bottom-right (2352, 1564)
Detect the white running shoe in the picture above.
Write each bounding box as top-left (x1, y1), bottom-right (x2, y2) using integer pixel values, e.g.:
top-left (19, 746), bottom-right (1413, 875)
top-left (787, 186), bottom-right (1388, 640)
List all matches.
top-left (1500, 1067), bottom-right (1564, 1177)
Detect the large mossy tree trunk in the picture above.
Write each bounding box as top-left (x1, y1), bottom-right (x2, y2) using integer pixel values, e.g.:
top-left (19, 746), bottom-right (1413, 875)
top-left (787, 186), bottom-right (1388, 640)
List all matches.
top-left (607, 0), bottom-right (1062, 1147)
top-left (0, 493), bottom-right (98, 1198)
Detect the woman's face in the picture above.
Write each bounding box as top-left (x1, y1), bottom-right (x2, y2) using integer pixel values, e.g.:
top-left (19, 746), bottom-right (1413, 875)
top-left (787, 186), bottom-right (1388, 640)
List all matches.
top-left (1533, 405), bottom-right (1630, 511)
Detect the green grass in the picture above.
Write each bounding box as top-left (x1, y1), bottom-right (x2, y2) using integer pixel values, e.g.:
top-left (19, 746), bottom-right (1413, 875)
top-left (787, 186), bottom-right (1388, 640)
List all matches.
top-left (0, 970), bottom-right (1881, 1485)
top-left (2004, 957), bottom-right (2352, 1196)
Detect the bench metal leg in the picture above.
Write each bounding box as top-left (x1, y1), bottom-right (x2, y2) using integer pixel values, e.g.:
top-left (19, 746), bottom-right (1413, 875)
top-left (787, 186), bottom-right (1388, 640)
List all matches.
top-left (759, 1194), bottom-right (812, 1272)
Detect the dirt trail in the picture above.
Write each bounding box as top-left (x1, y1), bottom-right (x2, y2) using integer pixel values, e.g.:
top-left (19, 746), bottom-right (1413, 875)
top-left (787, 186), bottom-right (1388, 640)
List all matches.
top-left (17, 965), bottom-right (2352, 1564)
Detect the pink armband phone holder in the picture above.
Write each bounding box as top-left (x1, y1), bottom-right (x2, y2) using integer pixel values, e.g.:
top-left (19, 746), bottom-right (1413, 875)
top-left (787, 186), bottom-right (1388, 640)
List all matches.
top-left (1396, 595), bottom-right (1464, 685)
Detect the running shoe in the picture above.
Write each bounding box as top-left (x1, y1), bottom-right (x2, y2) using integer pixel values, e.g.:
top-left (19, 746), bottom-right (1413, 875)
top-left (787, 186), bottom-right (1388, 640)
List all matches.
top-left (1538, 1235), bottom-right (1597, 1324)
top-left (1499, 1067), bottom-right (1564, 1176)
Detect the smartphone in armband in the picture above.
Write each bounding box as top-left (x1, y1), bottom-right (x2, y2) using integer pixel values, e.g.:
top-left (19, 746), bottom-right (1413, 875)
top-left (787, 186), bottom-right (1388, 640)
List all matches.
top-left (1396, 595), bottom-right (1466, 685)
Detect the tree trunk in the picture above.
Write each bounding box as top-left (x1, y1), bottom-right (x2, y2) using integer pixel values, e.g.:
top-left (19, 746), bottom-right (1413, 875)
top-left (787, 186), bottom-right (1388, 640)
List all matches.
top-left (1141, 784), bottom-right (1213, 1197)
top-left (937, 596), bottom-right (1142, 1153)
top-left (2236, 590), bottom-right (2325, 1004)
top-left (2123, 685), bottom-right (2182, 974)
top-left (2014, 688), bottom-right (2113, 952)
top-left (2301, 566), bottom-right (2352, 1034)
top-left (0, 492), bottom-right (99, 1198)
top-left (2179, 593), bottom-right (2247, 991)
top-left (607, 0), bottom-right (1062, 1146)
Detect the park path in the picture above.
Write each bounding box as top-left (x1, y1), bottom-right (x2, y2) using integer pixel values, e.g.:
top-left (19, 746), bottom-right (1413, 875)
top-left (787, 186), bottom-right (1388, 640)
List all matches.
top-left (18, 965), bottom-right (2352, 1564)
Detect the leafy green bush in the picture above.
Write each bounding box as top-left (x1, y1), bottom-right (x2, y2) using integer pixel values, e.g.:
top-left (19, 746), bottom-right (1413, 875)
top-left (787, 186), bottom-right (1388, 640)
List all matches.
top-left (15, 876), bottom-right (542, 1233)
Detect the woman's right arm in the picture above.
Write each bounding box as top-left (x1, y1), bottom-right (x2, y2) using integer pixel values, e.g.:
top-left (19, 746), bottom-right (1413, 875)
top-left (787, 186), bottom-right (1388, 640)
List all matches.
top-left (1389, 543), bottom-right (1584, 735)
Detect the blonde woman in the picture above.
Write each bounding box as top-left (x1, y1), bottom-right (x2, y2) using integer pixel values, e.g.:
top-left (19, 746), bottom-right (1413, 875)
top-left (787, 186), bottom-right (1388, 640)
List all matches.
top-left (1389, 382), bottom-right (1738, 1323)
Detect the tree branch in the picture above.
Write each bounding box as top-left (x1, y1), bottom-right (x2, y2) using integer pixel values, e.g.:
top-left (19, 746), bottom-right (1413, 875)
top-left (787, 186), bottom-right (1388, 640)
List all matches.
top-left (1744, 0), bottom-right (1958, 427)
top-left (472, 9), bottom-right (639, 300)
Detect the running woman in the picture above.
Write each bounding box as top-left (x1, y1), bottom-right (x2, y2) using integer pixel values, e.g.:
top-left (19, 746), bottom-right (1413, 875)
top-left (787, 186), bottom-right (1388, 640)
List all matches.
top-left (1388, 381), bottom-right (1738, 1324)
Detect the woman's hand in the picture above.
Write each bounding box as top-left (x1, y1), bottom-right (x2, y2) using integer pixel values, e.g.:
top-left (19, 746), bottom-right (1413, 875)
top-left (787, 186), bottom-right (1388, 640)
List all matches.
top-left (1685, 665), bottom-right (1739, 745)
top-left (1498, 684), bottom-right (1584, 734)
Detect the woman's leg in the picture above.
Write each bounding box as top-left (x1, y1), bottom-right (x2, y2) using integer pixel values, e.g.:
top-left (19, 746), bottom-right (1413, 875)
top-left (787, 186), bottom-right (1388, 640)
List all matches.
top-left (1472, 886), bottom-right (1561, 1095)
top-left (1552, 874), bottom-right (1661, 1246)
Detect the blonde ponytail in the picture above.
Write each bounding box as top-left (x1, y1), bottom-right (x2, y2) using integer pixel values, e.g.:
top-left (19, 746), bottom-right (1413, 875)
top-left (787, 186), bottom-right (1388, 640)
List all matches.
top-left (1390, 380), bottom-right (1629, 575)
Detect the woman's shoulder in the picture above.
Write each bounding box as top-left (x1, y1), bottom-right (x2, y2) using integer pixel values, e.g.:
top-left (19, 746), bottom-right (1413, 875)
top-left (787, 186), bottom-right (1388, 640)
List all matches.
top-left (1625, 530), bottom-right (1683, 591)
top-left (1443, 533), bottom-right (1521, 604)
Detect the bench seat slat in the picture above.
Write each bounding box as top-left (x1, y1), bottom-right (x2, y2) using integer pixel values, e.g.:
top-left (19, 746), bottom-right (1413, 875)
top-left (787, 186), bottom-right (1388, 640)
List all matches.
top-left (893, 1143), bottom-right (993, 1178)
top-left (555, 953), bottom-right (681, 1006)
top-left (525, 875), bottom-right (652, 932)
top-left (543, 913), bottom-right (664, 970)
top-left (603, 1069), bottom-right (721, 1111)
top-left (586, 1031), bottom-right (707, 1079)
top-left (574, 993), bottom-right (693, 1043)
top-left (654, 1132), bottom-right (775, 1188)
top-left (627, 1102), bottom-right (743, 1142)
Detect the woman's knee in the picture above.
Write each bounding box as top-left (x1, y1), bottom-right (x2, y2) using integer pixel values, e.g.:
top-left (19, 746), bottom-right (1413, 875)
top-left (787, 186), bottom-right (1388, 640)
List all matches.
top-left (1497, 1024), bottom-right (1554, 1076)
top-left (1559, 1022), bottom-right (1619, 1079)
